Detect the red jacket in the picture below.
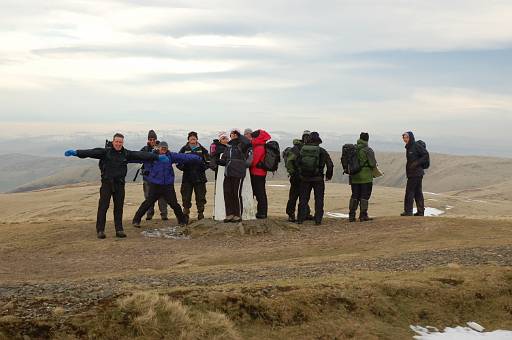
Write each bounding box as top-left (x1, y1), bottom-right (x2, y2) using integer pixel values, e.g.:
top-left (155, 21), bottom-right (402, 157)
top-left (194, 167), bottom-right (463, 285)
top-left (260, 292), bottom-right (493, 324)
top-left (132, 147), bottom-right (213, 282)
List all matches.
top-left (250, 130), bottom-right (271, 176)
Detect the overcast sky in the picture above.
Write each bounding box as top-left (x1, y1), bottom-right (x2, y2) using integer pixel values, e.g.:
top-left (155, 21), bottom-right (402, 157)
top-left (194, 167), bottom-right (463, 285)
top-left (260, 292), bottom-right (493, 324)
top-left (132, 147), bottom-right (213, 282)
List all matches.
top-left (1, 0), bottom-right (511, 141)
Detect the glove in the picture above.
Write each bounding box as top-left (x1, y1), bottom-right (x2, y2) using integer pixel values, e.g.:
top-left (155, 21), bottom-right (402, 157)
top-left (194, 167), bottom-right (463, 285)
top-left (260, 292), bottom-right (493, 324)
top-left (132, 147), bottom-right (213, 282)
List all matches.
top-left (158, 155), bottom-right (170, 163)
top-left (64, 149), bottom-right (77, 157)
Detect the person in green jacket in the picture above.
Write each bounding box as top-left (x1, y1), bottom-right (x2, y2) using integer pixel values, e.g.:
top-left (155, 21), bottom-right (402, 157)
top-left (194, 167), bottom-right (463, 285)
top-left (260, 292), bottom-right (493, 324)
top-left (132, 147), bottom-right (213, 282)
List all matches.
top-left (349, 132), bottom-right (377, 222)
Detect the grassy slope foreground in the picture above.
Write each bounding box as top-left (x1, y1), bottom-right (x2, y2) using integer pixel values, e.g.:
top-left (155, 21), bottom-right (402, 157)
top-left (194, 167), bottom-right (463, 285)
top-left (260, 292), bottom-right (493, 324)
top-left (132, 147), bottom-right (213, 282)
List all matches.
top-left (0, 183), bottom-right (511, 339)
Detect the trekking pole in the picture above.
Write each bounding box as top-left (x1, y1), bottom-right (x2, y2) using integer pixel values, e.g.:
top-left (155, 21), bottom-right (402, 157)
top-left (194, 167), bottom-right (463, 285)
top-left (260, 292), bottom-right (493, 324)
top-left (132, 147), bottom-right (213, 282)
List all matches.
top-left (133, 168), bottom-right (141, 182)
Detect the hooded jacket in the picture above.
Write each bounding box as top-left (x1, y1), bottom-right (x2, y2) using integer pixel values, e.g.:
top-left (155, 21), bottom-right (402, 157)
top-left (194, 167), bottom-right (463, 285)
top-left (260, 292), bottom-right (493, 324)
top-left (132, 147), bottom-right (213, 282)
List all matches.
top-left (250, 130), bottom-right (271, 177)
top-left (76, 147), bottom-right (158, 183)
top-left (405, 131), bottom-right (429, 178)
top-left (177, 143), bottom-right (210, 183)
top-left (147, 151), bottom-right (201, 185)
top-left (350, 139), bottom-right (377, 184)
top-left (218, 135), bottom-right (253, 178)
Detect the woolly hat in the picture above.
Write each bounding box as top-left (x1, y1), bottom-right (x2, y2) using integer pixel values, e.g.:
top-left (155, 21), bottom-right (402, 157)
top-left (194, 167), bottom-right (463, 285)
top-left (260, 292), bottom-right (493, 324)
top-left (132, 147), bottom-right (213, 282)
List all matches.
top-left (148, 130), bottom-right (157, 140)
top-left (360, 132), bottom-right (369, 142)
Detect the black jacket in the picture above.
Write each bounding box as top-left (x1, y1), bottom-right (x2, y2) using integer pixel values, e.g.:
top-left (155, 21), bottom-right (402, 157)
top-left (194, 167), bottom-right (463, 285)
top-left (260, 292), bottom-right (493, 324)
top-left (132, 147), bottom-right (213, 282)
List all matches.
top-left (218, 136), bottom-right (253, 178)
top-left (140, 143), bottom-right (157, 179)
top-left (77, 147), bottom-right (158, 183)
top-left (210, 139), bottom-right (227, 171)
top-left (405, 132), bottom-right (429, 178)
top-left (301, 143), bottom-right (334, 182)
top-left (177, 143), bottom-right (210, 183)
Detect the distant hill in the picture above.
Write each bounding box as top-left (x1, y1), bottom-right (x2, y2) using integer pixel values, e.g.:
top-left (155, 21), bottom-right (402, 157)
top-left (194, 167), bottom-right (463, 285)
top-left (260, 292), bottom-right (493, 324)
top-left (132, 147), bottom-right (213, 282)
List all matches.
top-left (3, 151), bottom-right (512, 194)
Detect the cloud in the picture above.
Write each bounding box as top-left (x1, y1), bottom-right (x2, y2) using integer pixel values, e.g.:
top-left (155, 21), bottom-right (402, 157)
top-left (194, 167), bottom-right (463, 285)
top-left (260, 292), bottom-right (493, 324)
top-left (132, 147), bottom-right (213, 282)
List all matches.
top-left (0, 0), bottom-right (512, 143)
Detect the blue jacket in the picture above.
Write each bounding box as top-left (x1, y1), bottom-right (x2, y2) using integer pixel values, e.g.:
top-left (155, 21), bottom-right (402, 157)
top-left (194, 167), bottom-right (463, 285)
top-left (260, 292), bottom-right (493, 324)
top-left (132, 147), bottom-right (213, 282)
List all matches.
top-left (147, 151), bottom-right (201, 185)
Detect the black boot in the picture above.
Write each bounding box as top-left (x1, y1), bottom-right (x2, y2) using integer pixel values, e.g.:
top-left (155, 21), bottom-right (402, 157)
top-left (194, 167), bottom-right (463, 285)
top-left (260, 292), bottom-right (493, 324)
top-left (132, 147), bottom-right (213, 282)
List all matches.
top-left (116, 230), bottom-right (127, 238)
top-left (288, 215), bottom-right (296, 222)
top-left (97, 231), bottom-right (106, 239)
top-left (349, 198), bottom-right (359, 222)
top-left (359, 199), bottom-right (373, 222)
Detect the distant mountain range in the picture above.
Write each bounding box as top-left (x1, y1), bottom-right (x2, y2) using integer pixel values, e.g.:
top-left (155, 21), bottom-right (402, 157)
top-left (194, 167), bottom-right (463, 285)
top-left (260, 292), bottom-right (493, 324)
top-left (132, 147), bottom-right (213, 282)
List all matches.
top-left (0, 130), bottom-right (509, 158)
top-left (2, 149), bottom-right (512, 195)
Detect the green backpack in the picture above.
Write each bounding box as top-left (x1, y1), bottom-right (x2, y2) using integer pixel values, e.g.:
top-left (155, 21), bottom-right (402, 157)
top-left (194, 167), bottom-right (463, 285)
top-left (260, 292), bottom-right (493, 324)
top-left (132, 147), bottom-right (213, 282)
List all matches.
top-left (298, 145), bottom-right (321, 176)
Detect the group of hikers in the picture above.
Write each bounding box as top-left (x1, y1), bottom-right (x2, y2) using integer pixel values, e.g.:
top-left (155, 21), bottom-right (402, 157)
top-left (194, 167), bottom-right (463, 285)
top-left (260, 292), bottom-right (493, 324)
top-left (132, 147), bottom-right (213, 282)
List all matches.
top-left (64, 129), bottom-right (430, 239)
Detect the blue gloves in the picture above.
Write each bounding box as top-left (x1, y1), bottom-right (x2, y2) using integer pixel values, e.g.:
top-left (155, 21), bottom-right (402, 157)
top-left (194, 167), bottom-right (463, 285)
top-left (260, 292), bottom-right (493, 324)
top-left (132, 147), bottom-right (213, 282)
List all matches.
top-left (158, 155), bottom-right (170, 163)
top-left (64, 149), bottom-right (77, 157)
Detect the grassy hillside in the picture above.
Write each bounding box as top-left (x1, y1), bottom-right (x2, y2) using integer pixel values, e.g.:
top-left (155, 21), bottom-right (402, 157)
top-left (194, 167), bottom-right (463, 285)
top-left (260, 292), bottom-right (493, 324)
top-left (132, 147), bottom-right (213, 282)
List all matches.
top-left (0, 182), bottom-right (511, 339)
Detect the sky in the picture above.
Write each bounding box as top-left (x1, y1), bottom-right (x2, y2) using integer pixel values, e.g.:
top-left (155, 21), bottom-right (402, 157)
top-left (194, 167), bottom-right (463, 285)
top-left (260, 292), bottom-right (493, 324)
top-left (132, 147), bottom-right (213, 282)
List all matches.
top-left (1, 0), bottom-right (511, 143)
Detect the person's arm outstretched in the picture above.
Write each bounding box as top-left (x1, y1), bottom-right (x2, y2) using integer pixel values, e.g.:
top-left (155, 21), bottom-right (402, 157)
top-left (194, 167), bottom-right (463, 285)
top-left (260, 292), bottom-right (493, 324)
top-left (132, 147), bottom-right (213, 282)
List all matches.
top-left (65, 148), bottom-right (106, 160)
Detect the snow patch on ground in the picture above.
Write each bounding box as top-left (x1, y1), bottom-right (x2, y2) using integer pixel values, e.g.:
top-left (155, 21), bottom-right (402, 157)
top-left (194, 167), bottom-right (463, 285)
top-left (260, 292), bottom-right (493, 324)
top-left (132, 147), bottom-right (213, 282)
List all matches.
top-left (141, 226), bottom-right (190, 240)
top-left (326, 212), bottom-right (350, 218)
top-left (267, 184), bottom-right (288, 188)
top-left (425, 192), bottom-right (442, 196)
top-left (411, 324), bottom-right (512, 339)
top-left (414, 207), bottom-right (445, 216)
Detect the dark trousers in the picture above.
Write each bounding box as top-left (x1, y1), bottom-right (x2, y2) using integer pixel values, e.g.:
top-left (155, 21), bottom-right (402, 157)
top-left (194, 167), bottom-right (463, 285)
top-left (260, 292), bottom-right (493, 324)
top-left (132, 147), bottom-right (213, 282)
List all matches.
top-left (298, 180), bottom-right (325, 223)
top-left (96, 180), bottom-right (125, 233)
top-left (224, 176), bottom-right (244, 218)
top-left (143, 180), bottom-right (167, 218)
top-left (350, 183), bottom-right (373, 200)
top-left (286, 177), bottom-right (311, 218)
top-left (404, 176), bottom-right (425, 214)
top-left (181, 182), bottom-right (207, 213)
top-left (133, 183), bottom-right (186, 224)
top-left (250, 174), bottom-right (267, 217)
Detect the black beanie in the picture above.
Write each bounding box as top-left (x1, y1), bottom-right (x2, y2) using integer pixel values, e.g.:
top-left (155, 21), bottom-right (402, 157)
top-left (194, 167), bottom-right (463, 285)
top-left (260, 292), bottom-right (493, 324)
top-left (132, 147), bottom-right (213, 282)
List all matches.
top-left (188, 131), bottom-right (198, 139)
top-left (310, 131), bottom-right (322, 144)
top-left (251, 129), bottom-right (261, 138)
top-left (360, 132), bottom-right (369, 142)
top-left (148, 130), bottom-right (157, 140)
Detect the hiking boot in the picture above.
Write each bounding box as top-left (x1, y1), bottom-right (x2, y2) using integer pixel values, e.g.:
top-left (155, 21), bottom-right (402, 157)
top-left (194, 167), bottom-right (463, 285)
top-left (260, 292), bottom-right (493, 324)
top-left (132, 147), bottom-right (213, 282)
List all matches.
top-left (97, 231), bottom-right (106, 239)
top-left (401, 212), bottom-right (413, 216)
top-left (256, 214), bottom-right (267, 219)
top-left (145, 215), bottom-right (153, 221)
top-left (223, 215), bottom-right (234, 223)
top-left (288, 215), bottom-right (296, 222)
top-left (314, 220), bottom-right (322, 226)
top-left (161, 216), bottom-right (169, 221)
top-left (231, 216), bottom-right (242, 223)
top-left (180, 215), bottom-right (190, 226)
top-left (306, 214), bottom-right (315, 221)
top-left (116, 231), bottom-right (127, 238)
top-left (197, 212), bottom-right (204, 220)
top-left (414, 212), bottom-right (424, 216)
top-left (349, 198), bottom-right (359, 223)
top-left (359, 199), bottom-right (373, 222)
top-left (359, 215), bottom-right (373, 222)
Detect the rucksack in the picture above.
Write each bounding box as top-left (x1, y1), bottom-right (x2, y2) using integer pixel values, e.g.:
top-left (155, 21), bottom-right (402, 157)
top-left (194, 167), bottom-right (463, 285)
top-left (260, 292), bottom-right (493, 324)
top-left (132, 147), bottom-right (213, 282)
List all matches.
top-left (258, 141), bottom-right (280, 172)
top-left (341, 144), bottom-right (362, 175)
top-left (98, 139), bottom-right (113, 173)
top-left (416, 140), bottom-right (430, 169)
top-left (298, 145), bottom-right (321, 176)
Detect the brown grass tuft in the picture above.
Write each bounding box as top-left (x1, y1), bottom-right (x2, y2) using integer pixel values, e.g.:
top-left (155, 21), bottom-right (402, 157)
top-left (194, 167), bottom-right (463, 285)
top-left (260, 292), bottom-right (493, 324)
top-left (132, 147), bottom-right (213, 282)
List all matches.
top-left (117, 291), bottom-right (240, 340)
